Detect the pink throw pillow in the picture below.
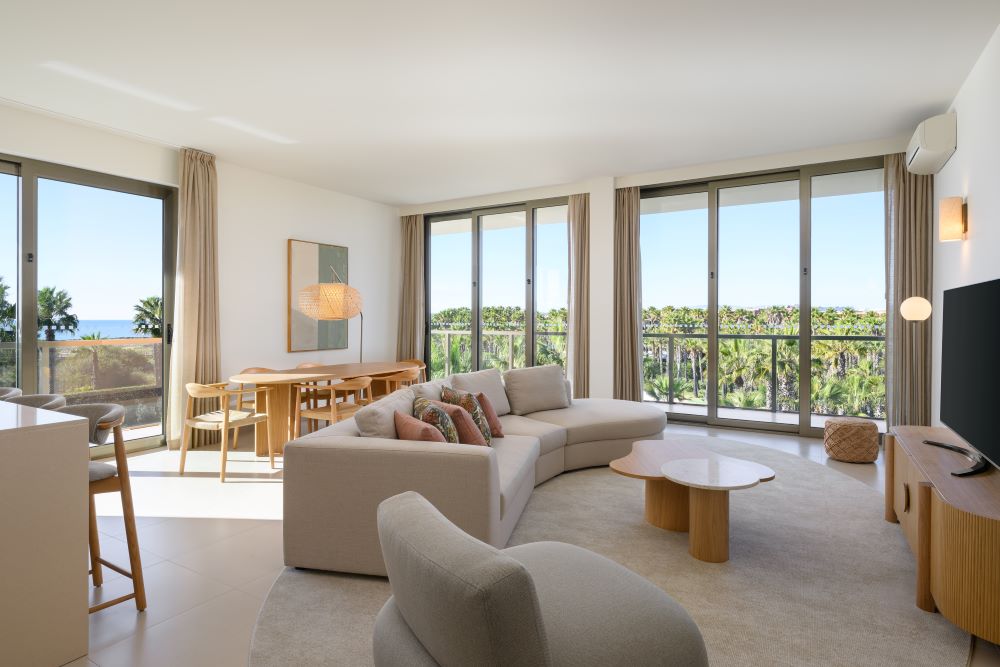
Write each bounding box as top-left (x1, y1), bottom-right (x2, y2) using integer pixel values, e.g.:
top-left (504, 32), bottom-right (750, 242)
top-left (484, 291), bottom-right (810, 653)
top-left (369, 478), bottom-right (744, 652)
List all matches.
top-left (394, 411), bottom-right (447, 443)
top-left (430, 400), bottom-right (489, 446)
top-left (475, 392), bottom-right (504, 438)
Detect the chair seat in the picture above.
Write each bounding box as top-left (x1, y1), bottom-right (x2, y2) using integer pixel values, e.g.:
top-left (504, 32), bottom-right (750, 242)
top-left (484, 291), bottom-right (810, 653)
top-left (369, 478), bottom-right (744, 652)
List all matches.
top-left (300, 402), bottom-right (363, 422)
top-left (89, 461), bottom-right (117, 483)
top-left (186, 409), bottom-right (267, 430)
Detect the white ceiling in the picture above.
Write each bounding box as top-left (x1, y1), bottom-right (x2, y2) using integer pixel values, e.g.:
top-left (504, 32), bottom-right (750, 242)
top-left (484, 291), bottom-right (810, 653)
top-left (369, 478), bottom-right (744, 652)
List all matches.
top-left (3, 1), bottom-right (999, 206)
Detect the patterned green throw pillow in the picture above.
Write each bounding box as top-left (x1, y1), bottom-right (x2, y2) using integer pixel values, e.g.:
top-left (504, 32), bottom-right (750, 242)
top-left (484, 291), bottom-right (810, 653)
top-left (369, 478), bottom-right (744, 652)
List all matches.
top-left (412, 397), bottom-right (459, 443)
top-left (441, 386), bottom-right (492, 445)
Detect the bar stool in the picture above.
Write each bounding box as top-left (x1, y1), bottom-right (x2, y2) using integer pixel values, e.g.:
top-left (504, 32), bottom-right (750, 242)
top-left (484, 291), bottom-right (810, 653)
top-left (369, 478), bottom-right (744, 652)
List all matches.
top-left (55, 403), bottom-right (147, 613)
top-left (0, 387), bottom-right (21, 400)
top-left (5, 393), bottom-right (67, 409)
top-left (293, 376), bottom-right (371, 437)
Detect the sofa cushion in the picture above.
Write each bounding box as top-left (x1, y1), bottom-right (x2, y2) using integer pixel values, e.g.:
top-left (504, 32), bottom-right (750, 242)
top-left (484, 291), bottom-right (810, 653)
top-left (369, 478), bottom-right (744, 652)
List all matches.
top-left (491, 435), bottom-right (540, 517)
top-left (355, 388), bottom-right (415, 439)
top-left (412, 398), bottom-right (460, 443)
top-left (429, 400), bottom-right (487, 446)
top-left (528, 399), bottom-right (666, 445)
top-left (450, 369), bottom-right (511, 416)
top-left (411, 377), bottom-right (451, 401)
top-left (503, 365), bottom-right (569, 416)
top-left (475, 392), bottom-right (504, 437)
top-left (440, 386), bottom-right (492, 444)
top-left (393, 411), bottom-right (447, 443)
top-left (499, 415), bottom-right (567, 455)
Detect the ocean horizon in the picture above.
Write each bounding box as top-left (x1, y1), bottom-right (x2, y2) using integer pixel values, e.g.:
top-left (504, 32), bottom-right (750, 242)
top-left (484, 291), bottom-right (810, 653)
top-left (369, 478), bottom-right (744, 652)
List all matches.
top-left (48, 319), bottom-right (154, 341)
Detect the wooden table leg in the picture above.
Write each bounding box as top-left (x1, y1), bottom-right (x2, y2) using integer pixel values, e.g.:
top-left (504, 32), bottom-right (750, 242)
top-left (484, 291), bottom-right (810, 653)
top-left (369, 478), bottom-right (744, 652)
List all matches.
top-left (255, 383), bottom-right (294, 458)
top-left (689, 487), bottom-right (729, 563)
top-left (645, 478), bottom-right (690, 531)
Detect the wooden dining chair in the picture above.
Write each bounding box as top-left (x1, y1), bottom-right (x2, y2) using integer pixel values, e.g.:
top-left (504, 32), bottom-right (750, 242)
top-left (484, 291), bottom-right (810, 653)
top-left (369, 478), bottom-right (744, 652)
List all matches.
top-left (55, 403), bottom-right (147, 613)
top-left (293, 376), bottom-right (372, 437)
top-left (179, 382), bottom-right (273, 481)
top-left (4, 393), bottom-right (67, 409)
top-left (401, 359), bottom-right (428, 383)
top-left (295, 362), bottom-right (334, 432)
top-left (380, 367), bottom-right (421, 395)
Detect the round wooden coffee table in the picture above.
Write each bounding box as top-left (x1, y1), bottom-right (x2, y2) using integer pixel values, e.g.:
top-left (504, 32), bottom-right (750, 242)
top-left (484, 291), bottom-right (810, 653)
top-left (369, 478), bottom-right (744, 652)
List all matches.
top-left (610, 438), bottom-right (775, 563)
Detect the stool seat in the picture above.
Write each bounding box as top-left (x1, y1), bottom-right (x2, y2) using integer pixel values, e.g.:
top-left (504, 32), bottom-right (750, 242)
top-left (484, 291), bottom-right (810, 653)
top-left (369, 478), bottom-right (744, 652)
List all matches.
top-left (89, 462), bottom-right (117, 483)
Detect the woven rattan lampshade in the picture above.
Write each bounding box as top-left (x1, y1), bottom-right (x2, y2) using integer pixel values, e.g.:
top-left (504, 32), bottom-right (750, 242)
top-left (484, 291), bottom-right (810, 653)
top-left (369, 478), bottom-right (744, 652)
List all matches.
top-left (298, 282), bottom-right (363, 320)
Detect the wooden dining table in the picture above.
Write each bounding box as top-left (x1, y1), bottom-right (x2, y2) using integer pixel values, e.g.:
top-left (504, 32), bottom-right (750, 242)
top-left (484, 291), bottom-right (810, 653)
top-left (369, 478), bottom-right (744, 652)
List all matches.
top-left (229, 360), bottom-right (421, 457)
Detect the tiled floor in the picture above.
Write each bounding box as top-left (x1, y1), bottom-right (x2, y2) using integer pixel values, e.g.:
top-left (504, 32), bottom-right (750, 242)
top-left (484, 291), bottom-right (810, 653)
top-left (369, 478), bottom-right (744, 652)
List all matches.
top-left (79, 423), bottom-right (998, 666)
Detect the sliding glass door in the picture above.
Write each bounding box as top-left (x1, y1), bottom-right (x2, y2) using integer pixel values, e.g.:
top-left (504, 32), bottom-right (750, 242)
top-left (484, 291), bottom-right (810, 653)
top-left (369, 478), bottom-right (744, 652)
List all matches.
top-left (640, 158), bottom-right (885, 435)
top-left (0, 162), bottom-right (16, 386)
top-left (426, 198), bottom-right (569, 379)
top-left (2, 154), bottom-right (175, 451)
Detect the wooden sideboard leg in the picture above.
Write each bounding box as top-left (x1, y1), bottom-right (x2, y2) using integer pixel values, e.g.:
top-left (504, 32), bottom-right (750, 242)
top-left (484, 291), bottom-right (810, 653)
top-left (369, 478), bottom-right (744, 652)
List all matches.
top-left (884, 434), bottom-right (898, 523)
top-left (916, 481), bottom-right (936, 613)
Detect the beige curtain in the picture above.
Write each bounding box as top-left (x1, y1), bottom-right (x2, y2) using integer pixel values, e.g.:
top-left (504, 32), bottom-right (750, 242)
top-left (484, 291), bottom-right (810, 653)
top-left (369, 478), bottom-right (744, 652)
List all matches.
top-left (613, 187), bottom-right (643, 401)
top-left (885, 153), bottom-right (933, 427)
top-left (568, 194), bottom-right (590, 398)
top-left (396, 214), bottom-right (425, 361)
top-left (166, 148), bottom-right (221, 448)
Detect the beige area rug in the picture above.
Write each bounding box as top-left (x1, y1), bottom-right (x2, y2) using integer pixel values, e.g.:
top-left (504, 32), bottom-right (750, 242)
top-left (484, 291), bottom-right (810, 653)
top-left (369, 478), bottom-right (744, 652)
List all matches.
top-left (250, 436), bottom-right (970, 666)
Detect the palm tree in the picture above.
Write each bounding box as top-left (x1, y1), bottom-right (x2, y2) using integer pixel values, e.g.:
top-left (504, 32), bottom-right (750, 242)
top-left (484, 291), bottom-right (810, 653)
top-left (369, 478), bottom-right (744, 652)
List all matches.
top-left (132, 296), bottom-right (163, 338)
top-left (80, 332), bottom-right (104, 389)
top-left (37, 286), bottom-right (78, 392)
top-left (0, 276), bottom-right (14, 343)
top-left (37, 286), bottom-right (78, 341)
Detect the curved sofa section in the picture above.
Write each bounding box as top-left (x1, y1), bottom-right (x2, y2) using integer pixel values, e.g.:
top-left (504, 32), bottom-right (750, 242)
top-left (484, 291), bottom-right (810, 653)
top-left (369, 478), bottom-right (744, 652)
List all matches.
top-left (283, 391), bottom-right (666, 576)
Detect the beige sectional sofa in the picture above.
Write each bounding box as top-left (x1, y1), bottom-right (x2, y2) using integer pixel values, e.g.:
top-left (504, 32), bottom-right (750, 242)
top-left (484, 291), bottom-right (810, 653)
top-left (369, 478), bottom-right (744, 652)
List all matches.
top-left (283, 367), bottom-right (666, 576)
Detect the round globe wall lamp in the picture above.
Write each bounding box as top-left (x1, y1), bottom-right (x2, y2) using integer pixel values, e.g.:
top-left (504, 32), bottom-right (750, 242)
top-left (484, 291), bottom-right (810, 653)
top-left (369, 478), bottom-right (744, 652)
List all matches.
top-left (899, 296), bottom-right (932, 322)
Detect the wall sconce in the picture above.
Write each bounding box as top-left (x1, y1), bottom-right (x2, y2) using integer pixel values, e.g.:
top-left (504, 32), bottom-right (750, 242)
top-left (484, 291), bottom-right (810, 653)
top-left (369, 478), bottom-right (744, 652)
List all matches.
top-left (900, 296), bottom-right (932, 321)
top-left (939, 197), bottom-right (967, 242)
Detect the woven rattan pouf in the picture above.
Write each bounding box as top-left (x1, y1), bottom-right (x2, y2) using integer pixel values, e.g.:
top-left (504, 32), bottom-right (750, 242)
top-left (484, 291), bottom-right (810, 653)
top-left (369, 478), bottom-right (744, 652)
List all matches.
top-left (824, 417), bottom-right (879, 463)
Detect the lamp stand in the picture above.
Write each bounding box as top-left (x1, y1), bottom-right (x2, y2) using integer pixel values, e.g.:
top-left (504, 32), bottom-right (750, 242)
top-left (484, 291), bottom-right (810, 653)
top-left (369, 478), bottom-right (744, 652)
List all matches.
top-left (359, 312), bottom-right (364, 363)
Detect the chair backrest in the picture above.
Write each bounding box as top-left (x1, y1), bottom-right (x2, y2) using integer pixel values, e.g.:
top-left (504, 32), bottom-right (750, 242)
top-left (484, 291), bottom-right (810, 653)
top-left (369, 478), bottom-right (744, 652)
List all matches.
top-left (377, 492), bottom-right (551, 666)
top-left (186, 382), bottom-right (228, 400)
top-left (0, 387), bottom-right (22, 400)
top-left (6, 393), bottom-right (67, 410)
top-left (382, 367), bottom-right (420, 383)
top-left (336, 376), bottom-right (372, 393)
top-left (56, 403), bottom-right (125, 445)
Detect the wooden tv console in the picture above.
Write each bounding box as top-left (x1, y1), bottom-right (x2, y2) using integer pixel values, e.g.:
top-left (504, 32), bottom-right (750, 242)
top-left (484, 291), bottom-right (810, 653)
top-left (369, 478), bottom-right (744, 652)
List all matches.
top-left (885, 426), bottom-right (1000, 643)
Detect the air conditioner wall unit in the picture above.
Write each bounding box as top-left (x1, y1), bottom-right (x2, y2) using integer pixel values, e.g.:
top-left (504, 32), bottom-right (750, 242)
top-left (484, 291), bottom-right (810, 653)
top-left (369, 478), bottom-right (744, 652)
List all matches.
top-left (905, 112), bottom-right (957, 175)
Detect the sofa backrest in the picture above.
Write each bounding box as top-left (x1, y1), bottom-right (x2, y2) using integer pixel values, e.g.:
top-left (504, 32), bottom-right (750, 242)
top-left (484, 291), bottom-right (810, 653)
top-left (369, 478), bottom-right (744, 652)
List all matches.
top-left (377, 491), bottom-right (551, 666)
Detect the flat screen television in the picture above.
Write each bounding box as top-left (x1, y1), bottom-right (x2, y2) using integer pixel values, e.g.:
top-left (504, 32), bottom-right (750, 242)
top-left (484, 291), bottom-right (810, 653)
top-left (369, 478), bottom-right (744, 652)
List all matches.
top-left (939, 277), bottom-right (1000, 474)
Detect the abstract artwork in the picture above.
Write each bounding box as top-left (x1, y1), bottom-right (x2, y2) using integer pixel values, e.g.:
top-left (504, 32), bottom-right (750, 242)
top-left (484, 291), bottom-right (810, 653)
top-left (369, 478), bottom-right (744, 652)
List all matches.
top-left (287, 238), bottom-right (349, 352)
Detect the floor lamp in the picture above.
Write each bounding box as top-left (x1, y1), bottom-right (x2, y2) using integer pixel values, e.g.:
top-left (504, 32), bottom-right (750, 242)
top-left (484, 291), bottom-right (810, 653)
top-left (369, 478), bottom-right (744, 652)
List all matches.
top-left (298, 267), bottom-right (364, 362)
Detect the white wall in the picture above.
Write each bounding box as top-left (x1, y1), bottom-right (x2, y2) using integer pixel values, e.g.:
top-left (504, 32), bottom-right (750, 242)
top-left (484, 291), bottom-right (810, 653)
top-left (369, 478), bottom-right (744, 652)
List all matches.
top-left (932, 25), bottom-right (1000, 424)
top-left (216, 161), bottom-right (400, 379)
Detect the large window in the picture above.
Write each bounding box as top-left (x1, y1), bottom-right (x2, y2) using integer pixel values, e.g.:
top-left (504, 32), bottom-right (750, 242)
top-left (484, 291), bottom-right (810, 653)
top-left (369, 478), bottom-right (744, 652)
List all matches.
top-left (1, 154), bottom-right (175, 452)
top-left (427, 199), bottom-right (569, 379)
top-left (639, 159), bottom-right (885, 435)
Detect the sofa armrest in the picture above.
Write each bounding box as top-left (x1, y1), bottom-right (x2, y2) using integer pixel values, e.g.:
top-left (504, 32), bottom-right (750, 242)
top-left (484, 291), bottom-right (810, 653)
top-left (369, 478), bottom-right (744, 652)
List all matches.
top-left (283, 435), bottom-right (500, 576)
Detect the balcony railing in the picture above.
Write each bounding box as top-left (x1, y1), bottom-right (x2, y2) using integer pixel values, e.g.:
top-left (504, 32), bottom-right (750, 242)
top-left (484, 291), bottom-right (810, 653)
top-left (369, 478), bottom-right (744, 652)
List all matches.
top-left (1, 338), bottom-right (163, 438)
top-left (429, 329), bottom-right (566, 377)
top-left (642, 332), bottom-right (886, 419)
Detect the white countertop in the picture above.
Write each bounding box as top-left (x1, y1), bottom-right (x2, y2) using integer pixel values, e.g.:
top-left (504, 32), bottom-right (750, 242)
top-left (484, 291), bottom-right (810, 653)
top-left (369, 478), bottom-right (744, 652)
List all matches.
top-left (0, 401), bottom-right (86, 433)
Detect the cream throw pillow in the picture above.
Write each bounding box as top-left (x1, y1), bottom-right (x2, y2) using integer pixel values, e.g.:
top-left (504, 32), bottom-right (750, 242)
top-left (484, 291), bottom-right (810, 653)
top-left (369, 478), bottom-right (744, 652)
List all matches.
top-left (502, 365), bottom-right (570, 416)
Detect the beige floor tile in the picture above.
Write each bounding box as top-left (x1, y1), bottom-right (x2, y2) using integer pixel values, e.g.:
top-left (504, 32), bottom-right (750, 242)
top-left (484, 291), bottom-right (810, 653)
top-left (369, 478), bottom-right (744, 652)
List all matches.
top-left (89, 533), bottom-right (165, 585)
top-left (97, 513), bottom-right (169, 539)
top-left (170, 521), bottom-right (284, 588)
top-left (236, 570), bottom-right (282, 601)
top-left (131, 516), bottom-right (268, 559)
top-left (89, 590), bottom-right (263, 667)
top-left (88, 560), bottom-right (231, 653)
top-left (63, 657), bottom-right (98, 667)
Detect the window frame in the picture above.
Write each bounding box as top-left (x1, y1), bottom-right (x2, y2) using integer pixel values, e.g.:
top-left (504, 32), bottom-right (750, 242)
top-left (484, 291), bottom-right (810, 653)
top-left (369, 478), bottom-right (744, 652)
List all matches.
top-left (424, 196), bottom-right (569, 377)
top-left (0, 151), bottom-right (178, 455)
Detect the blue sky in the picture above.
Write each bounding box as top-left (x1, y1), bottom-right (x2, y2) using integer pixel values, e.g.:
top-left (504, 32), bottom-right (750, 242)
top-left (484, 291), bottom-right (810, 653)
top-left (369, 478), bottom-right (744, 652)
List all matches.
top-left (431, 181), bottom-right (885, 314)
top-left (0, 176), bottom-right (162, 323)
